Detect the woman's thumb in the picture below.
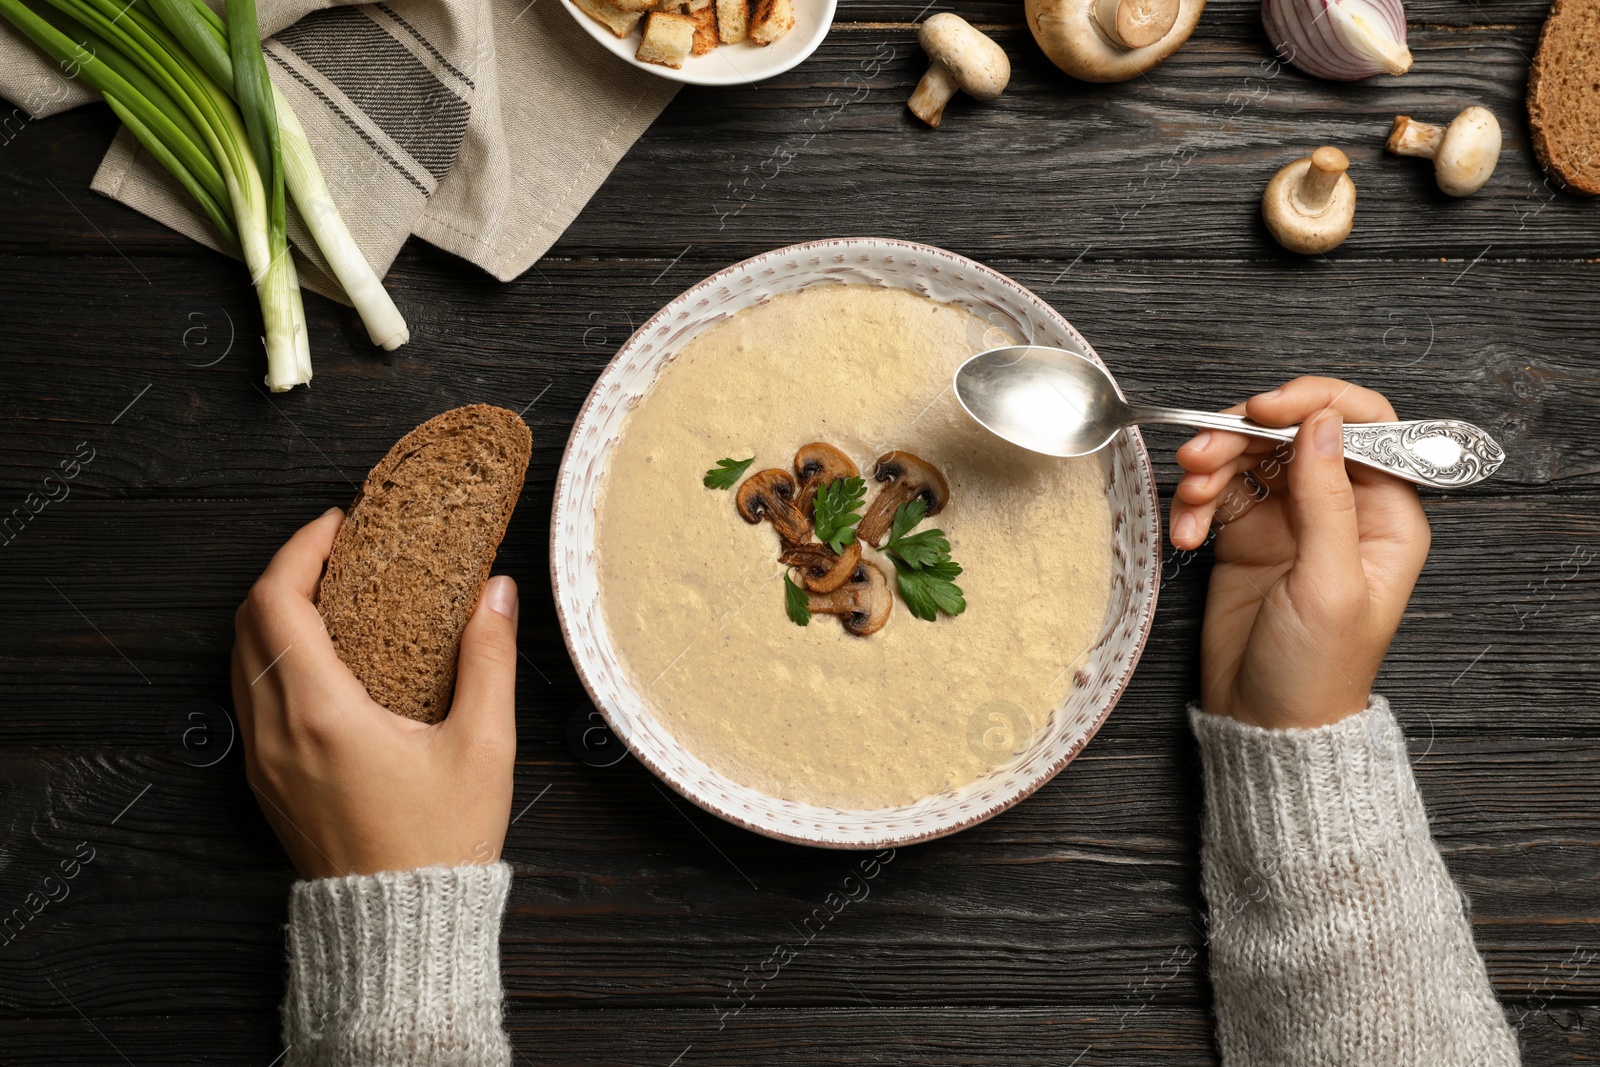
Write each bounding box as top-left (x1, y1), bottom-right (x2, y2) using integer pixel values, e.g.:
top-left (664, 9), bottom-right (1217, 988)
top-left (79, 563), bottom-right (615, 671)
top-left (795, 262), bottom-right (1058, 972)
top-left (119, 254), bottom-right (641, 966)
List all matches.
top-left (1285, 408), bottom-right (1362, 581)
top-left (446, 575), bottom-right (520, 742)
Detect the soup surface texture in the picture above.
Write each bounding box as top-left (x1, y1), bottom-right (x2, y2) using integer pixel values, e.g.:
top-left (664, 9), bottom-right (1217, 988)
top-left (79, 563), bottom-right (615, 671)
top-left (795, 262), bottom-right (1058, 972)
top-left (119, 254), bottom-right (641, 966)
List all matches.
top-left (595, 284), bottom-right (1114, 810)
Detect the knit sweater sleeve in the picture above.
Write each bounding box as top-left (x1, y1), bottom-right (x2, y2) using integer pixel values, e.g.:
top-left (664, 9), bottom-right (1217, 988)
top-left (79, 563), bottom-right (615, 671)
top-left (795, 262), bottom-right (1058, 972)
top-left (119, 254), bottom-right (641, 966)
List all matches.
top-left (282, 862), bottom-right (513, 1067)
top-left (1190, 696), bottom-right (1520, 1067)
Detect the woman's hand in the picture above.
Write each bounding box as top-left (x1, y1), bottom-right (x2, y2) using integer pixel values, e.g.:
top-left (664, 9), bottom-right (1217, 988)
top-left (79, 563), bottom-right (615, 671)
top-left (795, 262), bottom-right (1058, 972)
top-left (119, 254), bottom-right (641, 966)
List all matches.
top-left (1169, 378), bottom-right (1431, 730)
top-left (231, 508), bottom-right (519, 879)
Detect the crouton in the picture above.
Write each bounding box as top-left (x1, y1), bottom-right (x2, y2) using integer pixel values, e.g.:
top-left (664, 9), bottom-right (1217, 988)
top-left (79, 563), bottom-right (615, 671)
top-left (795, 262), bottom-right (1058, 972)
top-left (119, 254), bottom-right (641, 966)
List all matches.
top-left (715, 0), bottom-right (748, 42)
top-left (748, 0), bottom-right (793, 44)
top-left (572, 0), bottom-right (644, 36)
top-left (610, 0), bottom-right (658, 12)
top-left (637, 10), bottom-right (696, 66)
top-left (688, 2), bottom-right (718, 53)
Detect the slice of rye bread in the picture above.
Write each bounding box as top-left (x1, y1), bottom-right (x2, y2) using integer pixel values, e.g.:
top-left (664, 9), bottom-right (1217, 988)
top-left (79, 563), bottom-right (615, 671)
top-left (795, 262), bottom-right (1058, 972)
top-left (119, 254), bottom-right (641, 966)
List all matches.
top-left (1528, 0), bottom-right (1600, 195)
top-left (317, 405), bottom-right (531, 723)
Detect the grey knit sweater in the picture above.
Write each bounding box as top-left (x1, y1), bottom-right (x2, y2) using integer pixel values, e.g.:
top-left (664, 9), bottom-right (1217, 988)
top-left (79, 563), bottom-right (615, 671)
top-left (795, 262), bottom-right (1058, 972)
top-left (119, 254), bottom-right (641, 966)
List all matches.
top-left (280, 698), bottom-right (1520, 1066)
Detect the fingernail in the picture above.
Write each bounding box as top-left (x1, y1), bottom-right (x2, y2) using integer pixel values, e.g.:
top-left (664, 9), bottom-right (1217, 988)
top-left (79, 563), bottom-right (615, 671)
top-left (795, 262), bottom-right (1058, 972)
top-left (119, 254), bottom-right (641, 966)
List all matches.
top-left (1314, 411), bottom-right (1343, 458)
top-left (1188, 431), bottom-right (1213, 452)
top-left (485, 575), bottom-right (518, 618)
top-left (322, 506), bottom-right (343, 518)
top-left (1259, 388), bottom-right (1282, 401)
top-left (1174, 513), bottom-right (1198, 545)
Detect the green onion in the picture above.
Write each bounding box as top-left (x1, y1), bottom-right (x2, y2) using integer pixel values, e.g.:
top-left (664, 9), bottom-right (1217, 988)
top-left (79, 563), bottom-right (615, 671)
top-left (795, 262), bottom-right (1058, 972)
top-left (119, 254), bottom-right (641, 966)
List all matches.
top-left (147, 0), bottom-right (409, 350)
top-left (224, 0), bottom-right (308, 389)
top-left (1, 0), bottom-right (411, 390)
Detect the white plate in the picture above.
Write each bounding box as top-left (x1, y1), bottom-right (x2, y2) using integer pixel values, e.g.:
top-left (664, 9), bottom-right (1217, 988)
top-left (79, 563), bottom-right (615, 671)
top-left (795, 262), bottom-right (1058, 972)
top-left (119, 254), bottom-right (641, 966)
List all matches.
top-left (551, 238), bottom-right (1163, 849)
top-left (559, 0), bottom-right (837, 85)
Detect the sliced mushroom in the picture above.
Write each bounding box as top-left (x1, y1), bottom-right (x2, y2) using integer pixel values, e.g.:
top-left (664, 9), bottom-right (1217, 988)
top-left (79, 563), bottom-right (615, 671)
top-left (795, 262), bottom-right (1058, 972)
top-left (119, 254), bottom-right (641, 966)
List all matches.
top-left (856, 451), bottom-right (950, 547)
top-left (781, 539), bottom-right (863, 594)
top-left (807, 560), bottom-right (894, 636)
top-left (735, 469), bottom-right (810, 544)
top-left (793, 442), bottom-right (859, 518)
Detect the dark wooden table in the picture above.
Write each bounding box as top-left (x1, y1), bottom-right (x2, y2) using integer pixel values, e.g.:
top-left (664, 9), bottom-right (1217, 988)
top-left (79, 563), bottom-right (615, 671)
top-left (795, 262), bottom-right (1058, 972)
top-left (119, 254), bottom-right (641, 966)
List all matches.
top-left (2, 0), bottom-right (1598, 1060)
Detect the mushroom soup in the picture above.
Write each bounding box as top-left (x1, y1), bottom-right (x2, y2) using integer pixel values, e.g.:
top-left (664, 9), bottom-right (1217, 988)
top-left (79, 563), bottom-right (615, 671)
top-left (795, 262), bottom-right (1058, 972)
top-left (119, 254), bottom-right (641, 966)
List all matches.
top-left (595, 284), bottom-right (1114, 810)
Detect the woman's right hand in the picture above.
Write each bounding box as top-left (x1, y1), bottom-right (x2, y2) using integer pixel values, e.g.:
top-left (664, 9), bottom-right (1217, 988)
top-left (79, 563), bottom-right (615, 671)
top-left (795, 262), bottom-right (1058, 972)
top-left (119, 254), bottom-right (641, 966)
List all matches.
top-left (1168, 377), bottom-right (1432, 731)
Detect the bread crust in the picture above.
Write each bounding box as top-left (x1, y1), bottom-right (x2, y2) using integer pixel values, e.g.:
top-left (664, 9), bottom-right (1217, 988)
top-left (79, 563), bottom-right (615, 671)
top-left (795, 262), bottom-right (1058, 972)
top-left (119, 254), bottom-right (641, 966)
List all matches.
top-left (1528, 0), bottom-right (1600, 195)
top-left (317, 405), bottom-right (532, 723)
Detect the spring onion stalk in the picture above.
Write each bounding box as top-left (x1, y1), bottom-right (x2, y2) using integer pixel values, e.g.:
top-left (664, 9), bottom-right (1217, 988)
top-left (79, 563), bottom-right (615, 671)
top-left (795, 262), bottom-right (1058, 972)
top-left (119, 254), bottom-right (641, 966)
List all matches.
top-left (224, 0), bottom-right (308, 389)
top-left (274, 92), bottom-right (409, 350)
top-left (0, 0), bottom-right (311, 389)
top-left (145, 0), bottom-right (409, 350)
top-left (65, 0), bottom-right (307, 387)
top-left (0, 0), bottom-right (238, 244)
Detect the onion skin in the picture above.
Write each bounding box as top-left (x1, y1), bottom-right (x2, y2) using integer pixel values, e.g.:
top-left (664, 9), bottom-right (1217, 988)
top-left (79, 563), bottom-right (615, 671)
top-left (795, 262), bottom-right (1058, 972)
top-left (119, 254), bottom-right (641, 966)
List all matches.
top-left (1262, 0), bottom-right (1412, 81)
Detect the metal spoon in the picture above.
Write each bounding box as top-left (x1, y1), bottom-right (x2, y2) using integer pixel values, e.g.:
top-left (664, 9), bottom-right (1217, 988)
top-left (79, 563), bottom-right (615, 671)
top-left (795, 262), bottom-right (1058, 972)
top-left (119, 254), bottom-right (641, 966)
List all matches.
top-left (954, 345), bottom-right (1505, 489)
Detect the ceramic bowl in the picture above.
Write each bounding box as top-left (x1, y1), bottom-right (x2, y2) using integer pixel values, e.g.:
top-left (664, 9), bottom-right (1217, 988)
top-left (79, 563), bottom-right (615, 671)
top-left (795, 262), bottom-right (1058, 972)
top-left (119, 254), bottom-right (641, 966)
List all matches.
top-left (560, 0), bottom-right (837, 86)
top-left (551, 238), bottom-right (1162, 849)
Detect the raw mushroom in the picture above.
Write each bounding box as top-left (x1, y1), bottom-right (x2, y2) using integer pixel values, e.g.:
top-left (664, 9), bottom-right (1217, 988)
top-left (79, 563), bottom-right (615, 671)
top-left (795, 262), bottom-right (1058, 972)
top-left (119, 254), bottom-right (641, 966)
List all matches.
top-left (1386, 107), bottom-right (1502, 197)
top-left (1094, 0), bottom-right (1179, 48)
top-left (1027, 0), bottom-right (1204, 82)
top-left (736, 469), bottom-right (811, 545)
top-left (793, 442), bottom-right (859, 518)
top-left (856, 451), bottom-right (950, 547)
top-left (781, 539), bottom-right (863, 594)
top-left (807, 561), bottom-right (894, 636)
top-left (908, 14), bottom-right (1011, 128)
top-left (1261, 146), bottom-right (1357, 254)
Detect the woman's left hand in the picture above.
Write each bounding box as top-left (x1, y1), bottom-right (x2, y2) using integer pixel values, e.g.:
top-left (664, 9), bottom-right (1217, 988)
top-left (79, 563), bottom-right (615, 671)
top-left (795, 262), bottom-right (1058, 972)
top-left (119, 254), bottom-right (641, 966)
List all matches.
top-left (231, 508), bottom-right (520, 879)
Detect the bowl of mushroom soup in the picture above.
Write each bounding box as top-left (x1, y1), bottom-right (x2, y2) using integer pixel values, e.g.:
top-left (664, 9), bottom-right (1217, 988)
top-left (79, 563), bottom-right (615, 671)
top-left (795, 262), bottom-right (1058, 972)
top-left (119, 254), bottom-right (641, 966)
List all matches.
top-left (551, 238), bottom-right (1162, 849)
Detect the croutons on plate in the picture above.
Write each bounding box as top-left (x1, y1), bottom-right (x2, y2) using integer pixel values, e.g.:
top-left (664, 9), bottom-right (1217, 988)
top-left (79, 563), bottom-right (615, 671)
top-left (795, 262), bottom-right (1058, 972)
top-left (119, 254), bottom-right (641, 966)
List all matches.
top-left (636, 9), bottom-right (696, 67)
top-left (573, 0), bottom-right (644, 36)
top-left (715, 0), bottom-right (748, 42)
top-left (748, 0), bottom-right (794, 44)
top-left (688, 3), bottom-right (718, 53)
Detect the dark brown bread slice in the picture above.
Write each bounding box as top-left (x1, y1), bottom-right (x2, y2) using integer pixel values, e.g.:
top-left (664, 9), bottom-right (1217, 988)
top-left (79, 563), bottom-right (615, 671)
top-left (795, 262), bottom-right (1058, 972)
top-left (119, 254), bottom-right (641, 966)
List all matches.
top-left (317, 405), bottom-right (532, 723)
top-left (1528, 0), bottom-right (1600, 196)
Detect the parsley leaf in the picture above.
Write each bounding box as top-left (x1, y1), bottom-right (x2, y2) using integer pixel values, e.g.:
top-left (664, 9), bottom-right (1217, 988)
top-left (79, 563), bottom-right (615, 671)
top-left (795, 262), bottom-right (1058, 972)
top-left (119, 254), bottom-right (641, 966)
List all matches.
top-left (888, 497), bottom-right (928, 544)
top-left (882, 500), bottom-right (967, 621)
top-left (893, 558), bottom-right (967, 621)
top-left (884, 526), bottom-right (951, 569)
top-left (811, 475), bottom-right (866, 553)
top-left (704, 455), bottom-right (756, 490)
top-left (783, 572), bottom-right (811, 626)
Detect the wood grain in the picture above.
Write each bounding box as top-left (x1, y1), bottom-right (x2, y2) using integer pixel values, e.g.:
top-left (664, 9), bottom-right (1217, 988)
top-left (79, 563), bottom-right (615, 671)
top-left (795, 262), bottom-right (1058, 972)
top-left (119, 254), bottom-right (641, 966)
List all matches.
top-left (0, 1), bottom-right (1597, 1062)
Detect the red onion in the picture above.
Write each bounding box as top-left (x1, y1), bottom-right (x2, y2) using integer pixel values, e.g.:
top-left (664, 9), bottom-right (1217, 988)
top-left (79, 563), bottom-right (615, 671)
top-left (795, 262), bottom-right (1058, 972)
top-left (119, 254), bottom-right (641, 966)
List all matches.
top-left (1262, 0), bottom-right (1412, 81)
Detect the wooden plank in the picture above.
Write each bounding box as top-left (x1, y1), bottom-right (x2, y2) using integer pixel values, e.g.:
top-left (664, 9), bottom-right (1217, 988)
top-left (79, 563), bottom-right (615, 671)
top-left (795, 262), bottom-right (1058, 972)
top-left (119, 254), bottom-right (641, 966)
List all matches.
top-left (0, 253), bottom-right (1596, 498)
top-left (0, 724), bottom-right (1590, 1013)
top-left (0, 997), bottom-right (1594, 1064)
top-left (2, 29), bottom-right (1594, 265)
top-left (0, 493), bottom-right (1598, 737)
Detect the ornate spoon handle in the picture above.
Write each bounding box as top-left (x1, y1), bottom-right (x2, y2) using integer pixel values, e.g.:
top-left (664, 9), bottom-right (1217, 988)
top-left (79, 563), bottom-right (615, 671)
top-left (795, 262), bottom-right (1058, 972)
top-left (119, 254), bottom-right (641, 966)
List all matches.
top-left (1129, 409), bottom-right (1506, 489)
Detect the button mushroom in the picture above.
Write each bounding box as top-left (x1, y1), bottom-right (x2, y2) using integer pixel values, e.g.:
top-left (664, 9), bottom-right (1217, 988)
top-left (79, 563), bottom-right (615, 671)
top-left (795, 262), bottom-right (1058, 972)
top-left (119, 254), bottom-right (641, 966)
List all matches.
top-left (807, 560), bottom-right (894, 636)
top-left (735, 469), bottom-right (811, 545)
top-left (856, 451), bottom-right (950, 547)
top-left (793, 442), bottom-right (859, 518)
top-left (1027, 0), bottom-right (1204, 82)
top-left (1262, 146), bottom-right (1357, 255)
top-left (1385, 107), bottom-right (1502, 197)
top-left (781, 539), bottom-right (863, 594)
top-left (907, 13), bottom-right (1011, 129)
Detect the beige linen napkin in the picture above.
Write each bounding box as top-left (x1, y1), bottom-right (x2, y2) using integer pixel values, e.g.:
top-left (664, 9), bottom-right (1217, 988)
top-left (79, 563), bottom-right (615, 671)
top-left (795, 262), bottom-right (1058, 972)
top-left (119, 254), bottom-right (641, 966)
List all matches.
top-left (0, 0), bottom-right (676, 300)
